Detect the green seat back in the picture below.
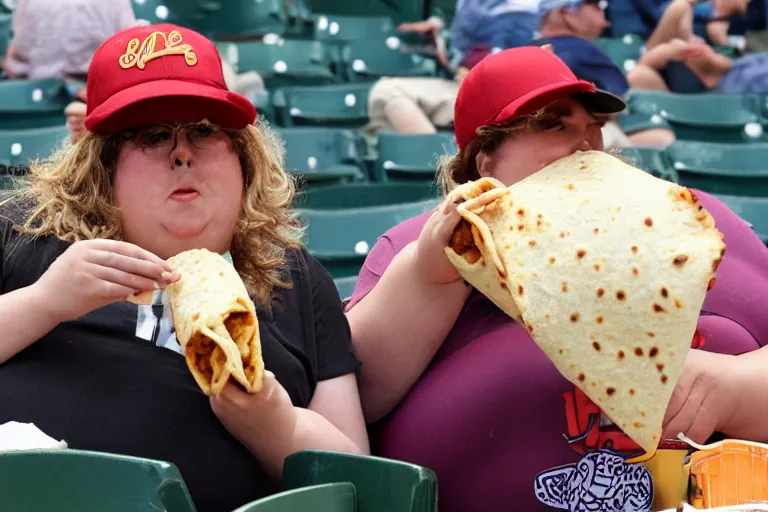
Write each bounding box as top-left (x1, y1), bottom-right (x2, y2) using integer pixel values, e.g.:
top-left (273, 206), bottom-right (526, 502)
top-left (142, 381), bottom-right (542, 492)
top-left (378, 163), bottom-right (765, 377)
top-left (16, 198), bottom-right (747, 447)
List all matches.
top-left (131, 0), bottom-right (179, 25)
top-left (276, 128), bottom-right (366, 184)
top-left (313, 14), bottom-right (395, 43)
top-left (667, 141), bottom-right (768, 196)
top-left (233, 482), bottom-right (356, 512)
top-left (299, 199), bottom-right (439, 276)
top-left (272, 83), bottom-right (372, 127)
top-left (0, 449), bottom-right (195, 512)
top-left (376, 131), bottom-right (456, 181)
top-left (716, 194), bottom-right (768, 245)
top-left (305, 0), bottom-right (425, 23)
top-left (617, 111), bottom-right (672, 135)
top-left (592, 35), bottom-right (645, 74)
top-left (162, 0), bottom-right (286, 37)
top-left (296, 182), bottom-right (439, 209)
top-left (0, 79), bottom-right (70, 129)
top-left (626, 91), bottom-right (763, 143)
top-left (0, 126), bottom-right (70, 187)
top-left (619, 146), bottom-right (679, 182)
top-left (283, 450), bottom-right (437, 512)
top-left (0, 13), bottom-right (11, 56)
top-left (342, 38), bottom-right (437, 81)
top-left (217, 40), bottom-right (336, 87)
top-left (334, 275), bottom-right (358, 301)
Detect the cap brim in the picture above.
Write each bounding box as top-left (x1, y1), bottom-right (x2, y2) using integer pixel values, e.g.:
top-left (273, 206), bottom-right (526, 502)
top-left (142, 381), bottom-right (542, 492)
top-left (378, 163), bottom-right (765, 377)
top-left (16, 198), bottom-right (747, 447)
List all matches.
top-left (84, 79), bottom-right (257, 134)
top-left (492, 80), bottom-right (625, 126)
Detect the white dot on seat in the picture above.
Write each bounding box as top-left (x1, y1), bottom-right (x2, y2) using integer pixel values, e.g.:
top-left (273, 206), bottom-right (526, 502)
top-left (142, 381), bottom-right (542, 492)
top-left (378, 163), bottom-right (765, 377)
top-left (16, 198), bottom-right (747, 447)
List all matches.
top-left (386, 36), bottom-right (401, 50)
top-left (329, 22), bottom-right (340, 36)
top-left (745, 122), bottom-right (763, 138)
top-left (10, 143), bottom-right (22, 156)
top-left (289, 107), bottom-right (302, 116)
top-left (344, 94), bottom-right (356, 107)
top-left (354, 241), bottom-right (369, 255)
top-left (135, 0), bottom-right (146, 5)
top-left (650, 114), bottom-right (663, 124)
top-left (623, 59), bottom-right (636, 72)
top-left (31, 88), bottom-right (43, 102)
top-left (274, 60), bottom-right (288, 73)
top-left (673, 161), bottom-right (684, 169)
top-left (383, 160), bottom-right (395, 170)
top-left (352, 59), bottom-right (366, 72)
top-left (622, 34), bottom-right (633, 44)
top-left (155, 5), bottom-right (169, 20)
top-left (317, 16), bottom-right (329, 31)
top-left (307, 156), bottom-right (317, 169)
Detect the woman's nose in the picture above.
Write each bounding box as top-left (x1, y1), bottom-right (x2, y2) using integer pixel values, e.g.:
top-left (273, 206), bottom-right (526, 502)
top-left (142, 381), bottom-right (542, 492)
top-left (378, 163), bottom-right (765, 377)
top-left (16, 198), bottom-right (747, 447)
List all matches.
top-left (170, 135), bottom-right (193, 170)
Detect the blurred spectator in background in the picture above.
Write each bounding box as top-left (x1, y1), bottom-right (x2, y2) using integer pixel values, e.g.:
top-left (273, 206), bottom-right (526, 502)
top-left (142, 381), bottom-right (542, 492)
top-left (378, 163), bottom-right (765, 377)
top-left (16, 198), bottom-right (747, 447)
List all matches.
top-left (2, 0), bottom-right (139, 81)
top-left (536, 0), bottom-right (677, 147)
top-left (366, 45), bottom-right (492, 137)
top-left (630, 0), bottom-right (768, 94)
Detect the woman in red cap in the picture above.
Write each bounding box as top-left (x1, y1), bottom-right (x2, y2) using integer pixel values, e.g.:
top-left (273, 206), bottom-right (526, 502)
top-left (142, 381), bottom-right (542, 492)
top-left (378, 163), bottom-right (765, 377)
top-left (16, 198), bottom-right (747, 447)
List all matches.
top-left (0, 24), bottom-right (367, 511)
top-left (347, 46), bottom-right (768, 511)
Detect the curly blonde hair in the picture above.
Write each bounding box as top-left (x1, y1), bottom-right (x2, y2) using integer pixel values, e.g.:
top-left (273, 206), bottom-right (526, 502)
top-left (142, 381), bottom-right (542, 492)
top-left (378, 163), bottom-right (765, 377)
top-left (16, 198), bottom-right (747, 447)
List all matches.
top-left (11, 119), bottom-right (302, 307)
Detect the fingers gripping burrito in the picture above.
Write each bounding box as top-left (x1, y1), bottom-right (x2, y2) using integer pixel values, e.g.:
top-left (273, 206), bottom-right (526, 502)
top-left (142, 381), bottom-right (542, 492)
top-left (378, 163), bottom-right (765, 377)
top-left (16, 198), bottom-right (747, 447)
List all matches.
top-left (164, 249), bottom-right (264, 395)
top-left (445, 150), bottom-right (726, 458)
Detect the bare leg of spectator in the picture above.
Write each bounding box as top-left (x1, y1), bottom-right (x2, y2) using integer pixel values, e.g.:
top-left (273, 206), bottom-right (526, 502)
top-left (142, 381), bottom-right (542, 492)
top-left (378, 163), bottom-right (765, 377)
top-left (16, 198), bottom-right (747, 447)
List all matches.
top-left (369, 78), bottom-right (451, 134)
top-left (626, 128), bottom-right (677, 147)
top-left (627, 64), bottom-right (671, 91)
top-left (384, 97), bottom-right (438, 134)
top-left (646, 0), bottom-right (695, 50)
top-left (706, 20), bottom-right (731, 46)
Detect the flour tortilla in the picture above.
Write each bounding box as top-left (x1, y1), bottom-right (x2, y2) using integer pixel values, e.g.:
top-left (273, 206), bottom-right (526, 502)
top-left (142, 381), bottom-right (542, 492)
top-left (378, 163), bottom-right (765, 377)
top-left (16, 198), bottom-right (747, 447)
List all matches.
top-left (445, 150), bottom-right (725, 457)
top-left (165, 249), bottom-right (264, 395)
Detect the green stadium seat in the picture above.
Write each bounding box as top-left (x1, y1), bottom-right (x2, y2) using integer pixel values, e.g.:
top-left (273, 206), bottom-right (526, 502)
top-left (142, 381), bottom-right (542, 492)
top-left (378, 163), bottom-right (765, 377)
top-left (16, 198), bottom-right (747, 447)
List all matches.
top-left (619, 146), bottom-right (679, 182)
top-left (334, 275), bottom-right (358, 300)
top-left (299, 198), bottom-right (439, 276)
top-left (233, 483), bottom-right (356, 512)
top-left (131, 0), bottom-right (179, 25)
top-left (0, 13), bottom-right (11, 56)
top-left (283, 450), bottom-right (438, 512)
top-left (666, 141), bottom-right (768, 197)
top-left (375, 131), bottom-right (456, 181)
top-left (313, 14), bottom-right (395, 43)
top-left (272, 83), bottom-right (372, 127)
top-left (162, 0), bottom-right (286, 37)
top-left (0, 125), bottom-right (70, 187)
top-left (625, 90), bottom-right (764, 143)
top-left (0, 79), bottom-right (70, 130)
top-left (304, 0), bottom-right (425, 23)
top-left (617, 111), bottom-right (673, 135)
top-left (276, 128), bottom-right (366, 185)
top-left (218, 40), bottom-right (336, 87)
top-left (0, 449), bottom-right (196, 512)
top-left (296, 182), bottom-right (439, 209)
top-left (716, 194), bottom-right (768, 245)
top-left (592, 35), bottom-right (645, 74)
top-left (342, 38), bottom-right (437, 81)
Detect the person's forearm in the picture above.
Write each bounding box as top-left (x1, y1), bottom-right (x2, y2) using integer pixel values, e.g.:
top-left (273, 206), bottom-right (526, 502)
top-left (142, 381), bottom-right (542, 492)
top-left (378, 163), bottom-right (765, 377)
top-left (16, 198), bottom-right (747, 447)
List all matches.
top-left (638, 43), bottom-right (685, 69)
top-left (247, 406), bottom-right (366, 478)
top-left (348, 243), bottom-right (472, 424)
top-left (720, 345), bottom-right (768, 442)
top-left (0, 285), bottom-right (61, 365)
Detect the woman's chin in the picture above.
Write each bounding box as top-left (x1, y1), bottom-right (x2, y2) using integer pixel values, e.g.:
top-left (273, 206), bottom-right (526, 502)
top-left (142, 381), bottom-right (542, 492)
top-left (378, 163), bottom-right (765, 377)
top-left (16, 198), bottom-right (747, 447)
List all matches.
top-left (161, 222), bottom-right (208, 240)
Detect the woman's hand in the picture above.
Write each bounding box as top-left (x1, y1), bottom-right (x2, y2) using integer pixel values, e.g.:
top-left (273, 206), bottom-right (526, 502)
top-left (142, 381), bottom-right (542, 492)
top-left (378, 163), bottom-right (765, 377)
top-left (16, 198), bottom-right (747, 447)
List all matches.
top-left (662, 349), bottom-right (739, 443)
top-left (33, 239), bottom-right (177, 323)
top-left (210, 372), bottom-right (297, 469)
top-left (414, 196), bottom-right (465, 285)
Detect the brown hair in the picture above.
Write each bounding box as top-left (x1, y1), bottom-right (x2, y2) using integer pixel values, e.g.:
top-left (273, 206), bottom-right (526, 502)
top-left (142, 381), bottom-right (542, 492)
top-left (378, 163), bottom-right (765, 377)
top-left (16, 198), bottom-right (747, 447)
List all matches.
top-left (7, 119), bottom-right (302, 307)
top-left (437, 107), bottom-right (555, 195)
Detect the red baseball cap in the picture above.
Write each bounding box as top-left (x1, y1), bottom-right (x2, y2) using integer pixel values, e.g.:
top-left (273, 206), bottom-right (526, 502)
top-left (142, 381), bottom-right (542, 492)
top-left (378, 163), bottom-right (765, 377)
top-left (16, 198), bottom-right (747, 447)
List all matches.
top-left (84, 24), bottom-right (256, 134)
top-left (454, 46), bottom-right (626, 149)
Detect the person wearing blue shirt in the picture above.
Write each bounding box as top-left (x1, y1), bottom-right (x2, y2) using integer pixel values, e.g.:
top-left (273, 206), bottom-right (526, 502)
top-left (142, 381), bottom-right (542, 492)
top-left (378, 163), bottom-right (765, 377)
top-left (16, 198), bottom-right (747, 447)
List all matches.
top-left (535, 0), bottom-right (677, 147)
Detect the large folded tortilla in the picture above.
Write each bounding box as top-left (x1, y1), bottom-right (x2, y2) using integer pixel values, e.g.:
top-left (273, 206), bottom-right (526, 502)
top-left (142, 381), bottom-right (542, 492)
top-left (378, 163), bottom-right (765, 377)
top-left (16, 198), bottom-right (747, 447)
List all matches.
top-left (165, 249), bottom-right (264, 396)
top-left (445, 150), bottom-right (725, 457)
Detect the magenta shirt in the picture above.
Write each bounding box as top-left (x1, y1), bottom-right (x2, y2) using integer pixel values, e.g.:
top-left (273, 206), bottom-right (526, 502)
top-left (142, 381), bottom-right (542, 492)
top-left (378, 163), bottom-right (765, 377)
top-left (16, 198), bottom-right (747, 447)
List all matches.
top-left (346, 190), bottom-right (768, 511)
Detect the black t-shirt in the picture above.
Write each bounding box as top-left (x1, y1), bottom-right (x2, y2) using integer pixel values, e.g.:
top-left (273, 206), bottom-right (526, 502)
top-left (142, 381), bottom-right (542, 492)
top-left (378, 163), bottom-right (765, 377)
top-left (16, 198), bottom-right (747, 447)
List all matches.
top-left (0, 201), bottom-right (360, 512)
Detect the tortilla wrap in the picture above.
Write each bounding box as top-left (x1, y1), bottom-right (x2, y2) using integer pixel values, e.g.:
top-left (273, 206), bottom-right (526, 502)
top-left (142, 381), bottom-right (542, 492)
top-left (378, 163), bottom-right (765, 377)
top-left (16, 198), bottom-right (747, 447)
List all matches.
top-left (165, 248), bottom-right (264, 395)
top-left (445, 150), bottom-right (725, 457)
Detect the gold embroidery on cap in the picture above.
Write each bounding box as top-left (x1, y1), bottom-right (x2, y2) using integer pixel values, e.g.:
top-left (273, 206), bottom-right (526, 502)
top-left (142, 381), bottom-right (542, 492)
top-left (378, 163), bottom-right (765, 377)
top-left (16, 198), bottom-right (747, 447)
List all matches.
top-left (119, 30), bottom-right (197, 70)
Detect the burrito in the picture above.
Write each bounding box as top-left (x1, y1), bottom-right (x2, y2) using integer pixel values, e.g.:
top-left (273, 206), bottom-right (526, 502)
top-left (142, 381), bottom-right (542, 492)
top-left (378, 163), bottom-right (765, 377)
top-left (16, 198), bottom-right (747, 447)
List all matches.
top-left (445, 150), bottom-right (725, 458)
top-left (164, 248), bottom-right (264, 395)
